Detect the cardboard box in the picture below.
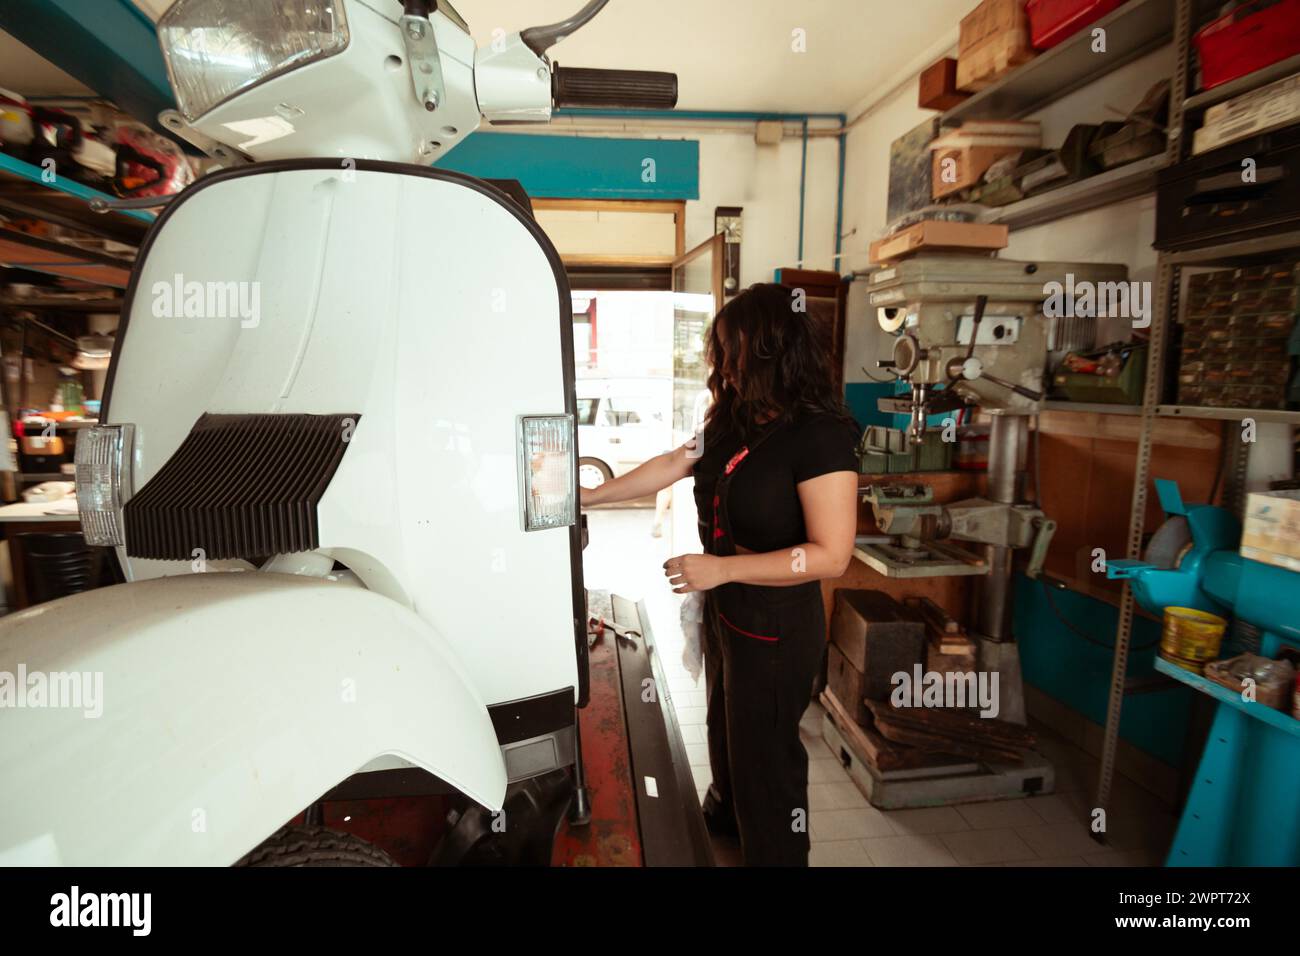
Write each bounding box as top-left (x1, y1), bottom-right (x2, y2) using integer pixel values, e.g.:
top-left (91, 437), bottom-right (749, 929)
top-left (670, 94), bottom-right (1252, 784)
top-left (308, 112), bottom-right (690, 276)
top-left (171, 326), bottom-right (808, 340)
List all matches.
top-left (1193, 71), bottom-right (1300, 155)
top-left (932, 144), bottom-right (1025, 198)
top-left (1240, 490), bottom-right (1300, 572)
top-left (929, 121), bottom-right (1041, 198)
top-left (957, 0), bottom-right (1037, 92)
top-left (869, 220), bottom-right (1008, 263)
top-left (919, 57), bottom-right (970, 111)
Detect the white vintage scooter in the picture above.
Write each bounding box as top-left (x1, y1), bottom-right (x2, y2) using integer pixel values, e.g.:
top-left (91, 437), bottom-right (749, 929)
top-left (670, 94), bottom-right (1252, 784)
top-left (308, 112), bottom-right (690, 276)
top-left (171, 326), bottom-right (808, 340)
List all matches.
top-left (0, 0), bottom-right (676, 866)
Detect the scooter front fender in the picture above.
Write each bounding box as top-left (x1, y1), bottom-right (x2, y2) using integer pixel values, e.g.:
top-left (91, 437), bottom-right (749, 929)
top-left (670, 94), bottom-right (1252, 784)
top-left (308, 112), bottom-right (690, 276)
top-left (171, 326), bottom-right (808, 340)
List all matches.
top-left (0, 572), bottom-right (507, 866)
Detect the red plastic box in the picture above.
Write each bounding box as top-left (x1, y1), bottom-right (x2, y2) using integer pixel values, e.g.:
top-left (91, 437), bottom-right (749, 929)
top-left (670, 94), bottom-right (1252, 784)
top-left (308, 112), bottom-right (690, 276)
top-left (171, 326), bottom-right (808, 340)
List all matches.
top-left (1194, 0), bottom-right (1300, 91)
top-left (1026, 0), bottom-right (1125, 50)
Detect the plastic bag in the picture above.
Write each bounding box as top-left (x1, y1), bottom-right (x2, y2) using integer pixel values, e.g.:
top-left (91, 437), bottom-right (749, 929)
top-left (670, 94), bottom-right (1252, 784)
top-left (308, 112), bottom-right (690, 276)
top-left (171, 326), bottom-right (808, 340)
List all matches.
top-left (680, 591), bottom-right (706, 684)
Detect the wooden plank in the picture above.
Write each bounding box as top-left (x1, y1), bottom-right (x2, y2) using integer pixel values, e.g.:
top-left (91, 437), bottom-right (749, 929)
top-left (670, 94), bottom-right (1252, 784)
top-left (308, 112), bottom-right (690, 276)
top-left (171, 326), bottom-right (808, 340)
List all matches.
top-left (0, 231), bottom-right (131, 289)
top-left (864, 698), bottom-right (1036, 748)
top-left (819, 688), bottom-right (924, 772)
top-left (559, 252), bottom-right (677, 267)
top-left (905, 595), bottom-right (961, 635)
top-left (873, 718), bottom-right (1025, 763)
top-left (531, 198), bottom-right (685, 216)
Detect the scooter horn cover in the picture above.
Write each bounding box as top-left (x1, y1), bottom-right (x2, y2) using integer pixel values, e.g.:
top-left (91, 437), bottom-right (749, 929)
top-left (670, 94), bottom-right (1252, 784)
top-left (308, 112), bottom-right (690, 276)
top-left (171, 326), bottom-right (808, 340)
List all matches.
top-left (123, 411), bottom-right (359, 561)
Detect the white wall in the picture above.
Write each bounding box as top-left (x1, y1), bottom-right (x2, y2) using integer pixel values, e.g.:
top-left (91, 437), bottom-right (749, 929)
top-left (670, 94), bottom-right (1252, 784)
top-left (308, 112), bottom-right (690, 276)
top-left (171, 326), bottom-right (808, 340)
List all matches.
top-left (523, 120), bottom-right (842, 284)
top-left (688, 128), bottom-right (840, 281)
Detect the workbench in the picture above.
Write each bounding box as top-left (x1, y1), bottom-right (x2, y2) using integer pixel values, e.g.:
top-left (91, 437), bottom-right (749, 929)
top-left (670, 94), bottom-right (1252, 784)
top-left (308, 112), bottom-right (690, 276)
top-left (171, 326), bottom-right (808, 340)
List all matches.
top-left (0, 499), bottom-right (82, 611)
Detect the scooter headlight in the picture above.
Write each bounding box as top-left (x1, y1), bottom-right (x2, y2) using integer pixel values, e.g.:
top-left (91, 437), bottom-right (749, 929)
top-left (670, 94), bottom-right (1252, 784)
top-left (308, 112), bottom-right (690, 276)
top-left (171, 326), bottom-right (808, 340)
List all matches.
top-left (74, 425), bottom-right (134, 547)
top-left (518, 415), bottom-right (576, 532)
top-left (158, 0), bottom-right (350, 122)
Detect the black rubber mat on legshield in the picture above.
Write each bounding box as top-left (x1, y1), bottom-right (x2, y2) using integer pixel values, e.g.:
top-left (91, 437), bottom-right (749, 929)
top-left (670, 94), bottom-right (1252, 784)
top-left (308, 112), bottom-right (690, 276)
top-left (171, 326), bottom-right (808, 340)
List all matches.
top-left (123, 412), bottom-right (359, 561)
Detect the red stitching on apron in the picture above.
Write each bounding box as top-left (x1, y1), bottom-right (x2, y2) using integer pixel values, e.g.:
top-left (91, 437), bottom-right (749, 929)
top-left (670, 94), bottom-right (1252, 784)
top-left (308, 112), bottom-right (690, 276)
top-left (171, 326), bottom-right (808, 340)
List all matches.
top-left (719, 611), bottom-right (779, 643)
top-left (723, 446), bottom-right (750, 475)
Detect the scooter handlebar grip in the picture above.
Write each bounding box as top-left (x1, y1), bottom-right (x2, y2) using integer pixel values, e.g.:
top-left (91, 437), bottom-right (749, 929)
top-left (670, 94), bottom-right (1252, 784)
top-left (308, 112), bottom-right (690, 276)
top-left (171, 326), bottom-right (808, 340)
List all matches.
top-left (552, 67), bottom-right (678, 110)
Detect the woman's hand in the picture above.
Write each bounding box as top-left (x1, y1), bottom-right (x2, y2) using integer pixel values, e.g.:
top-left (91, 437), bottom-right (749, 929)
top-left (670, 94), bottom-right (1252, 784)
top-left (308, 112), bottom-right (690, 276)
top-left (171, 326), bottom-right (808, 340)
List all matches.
top-left (663, 553), bottom-right (731, 593)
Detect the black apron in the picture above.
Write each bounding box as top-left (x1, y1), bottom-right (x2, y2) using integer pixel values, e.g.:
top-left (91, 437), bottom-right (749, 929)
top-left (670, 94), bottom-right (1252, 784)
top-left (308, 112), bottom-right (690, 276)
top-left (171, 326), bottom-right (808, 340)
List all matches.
top-left (698, 421), bottom-right (826, 867)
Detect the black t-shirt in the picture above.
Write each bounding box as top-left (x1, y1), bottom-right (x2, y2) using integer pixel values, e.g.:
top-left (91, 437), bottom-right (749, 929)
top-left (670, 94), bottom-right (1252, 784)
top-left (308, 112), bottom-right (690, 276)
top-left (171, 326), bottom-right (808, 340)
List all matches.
top-left (692, 411), bottom-right (861, 553)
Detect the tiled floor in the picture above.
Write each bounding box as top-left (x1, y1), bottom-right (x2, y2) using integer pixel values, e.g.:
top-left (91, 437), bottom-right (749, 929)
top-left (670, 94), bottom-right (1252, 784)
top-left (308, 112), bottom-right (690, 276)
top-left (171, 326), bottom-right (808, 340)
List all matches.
top-left (582, 508), bottom-right (1176, 868)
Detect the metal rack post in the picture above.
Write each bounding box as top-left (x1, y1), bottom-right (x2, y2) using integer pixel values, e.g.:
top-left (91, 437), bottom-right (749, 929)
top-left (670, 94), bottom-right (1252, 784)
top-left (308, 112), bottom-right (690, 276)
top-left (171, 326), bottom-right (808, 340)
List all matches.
top-left (1093, 0), bottom-right (1195, 836)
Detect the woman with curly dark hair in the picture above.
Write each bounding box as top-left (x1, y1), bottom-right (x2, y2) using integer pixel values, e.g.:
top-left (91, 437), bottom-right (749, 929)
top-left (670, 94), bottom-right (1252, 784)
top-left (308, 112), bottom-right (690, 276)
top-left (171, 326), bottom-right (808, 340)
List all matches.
top-left (581, 283), bottom-right (860, 866)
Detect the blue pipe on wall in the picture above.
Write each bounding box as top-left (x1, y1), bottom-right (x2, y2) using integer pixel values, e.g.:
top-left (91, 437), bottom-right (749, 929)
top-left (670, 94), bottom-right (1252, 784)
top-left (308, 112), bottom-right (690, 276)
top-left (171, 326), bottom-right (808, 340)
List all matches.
top-left (560, 107), bottom-right (850, 275)
top-left (798, 118), bottom-right (808, 265)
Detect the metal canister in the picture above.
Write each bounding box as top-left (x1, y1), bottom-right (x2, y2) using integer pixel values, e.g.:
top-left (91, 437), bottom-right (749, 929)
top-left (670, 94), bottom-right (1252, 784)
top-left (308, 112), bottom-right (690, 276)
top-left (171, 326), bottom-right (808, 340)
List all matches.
top-left (1160, 606), bottom-right (1228, 673)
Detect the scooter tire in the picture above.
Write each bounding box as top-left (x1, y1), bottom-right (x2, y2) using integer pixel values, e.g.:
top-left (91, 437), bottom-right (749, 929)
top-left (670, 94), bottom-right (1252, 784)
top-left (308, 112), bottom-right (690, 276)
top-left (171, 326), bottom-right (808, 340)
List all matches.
top-left (234, 824), bottom-right (398, 867)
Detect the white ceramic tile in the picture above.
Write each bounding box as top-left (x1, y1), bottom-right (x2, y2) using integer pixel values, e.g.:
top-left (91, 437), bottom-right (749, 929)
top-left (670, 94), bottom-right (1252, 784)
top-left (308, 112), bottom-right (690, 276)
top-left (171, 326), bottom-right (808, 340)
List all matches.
top-left (940, 827), bottom-right (1037, 865)
top-left (1083, 847), bottom-right (1163, 867)
top-left (807, 757), bottom-right (850, 784)
top-left (810, 840), bottom-right (874, 867)
top-left (1016, 821), bottom-right (1107, 858)
top-left (807, 781), bottom-right (869, 811)
top-left (992, 856), bottom-right (1088, 867)
top-left (882, 806), bottom-right (971, 836)
top-left (809, 807), bottom-right (896, 841)
top-left (862, 834), bottom-right (958, 867)
top-left (1025, 792), bottom-right (1090, 826)
top-left (685, 743), bottom-right (711, 768)
top-left (676, 722), bottom-right (706, 745)
top-left (674, 705), bottom-right (708, 725)
top-left (955, 799), bottom-right (1043, 830)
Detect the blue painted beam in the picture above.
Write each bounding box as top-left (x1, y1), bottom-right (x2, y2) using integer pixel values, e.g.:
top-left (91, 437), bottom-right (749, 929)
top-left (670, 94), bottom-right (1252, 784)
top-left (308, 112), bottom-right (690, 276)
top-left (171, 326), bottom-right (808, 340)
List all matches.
top-left (0, 151), bottom-right (153, 222)
top-left (435, 132), bottom-right (699, 200)
top-left (0, 0), bottom-right (174, 126)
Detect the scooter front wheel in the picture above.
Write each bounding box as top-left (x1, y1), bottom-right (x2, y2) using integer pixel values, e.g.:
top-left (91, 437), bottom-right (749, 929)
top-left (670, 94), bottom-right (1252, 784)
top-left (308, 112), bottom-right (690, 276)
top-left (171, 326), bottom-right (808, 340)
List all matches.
top-left (235, 825), bottom-right (397, 868)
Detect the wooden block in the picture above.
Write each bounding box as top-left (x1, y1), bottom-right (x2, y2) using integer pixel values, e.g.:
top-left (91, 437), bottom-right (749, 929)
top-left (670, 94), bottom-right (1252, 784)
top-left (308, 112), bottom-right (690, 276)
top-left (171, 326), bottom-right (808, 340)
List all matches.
top-left (869, 220), bottom-right (1008, 264)
top-left (931, 143), bottom-right (1025, 199)
top-left (918, 57), bottom-right (969, 111)
top-left (829, 589), bottom-right (926, 699)
top-left (827, 643), bottom-right (869, 727)
top-left (957, 28), bottom-right (1037, 92)
top-left (820, 689), bottom-right (935, 772)
top-left (958, 0), bottom-right (1030, 54)
top-left (926, 642), bottom-right (978, 676)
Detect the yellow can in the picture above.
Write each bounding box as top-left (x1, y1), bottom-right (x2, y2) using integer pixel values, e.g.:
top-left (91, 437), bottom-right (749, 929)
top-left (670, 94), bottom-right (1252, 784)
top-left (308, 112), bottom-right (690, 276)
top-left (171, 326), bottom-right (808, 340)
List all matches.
top-left (1160, 607), bottom-right (1228, 673)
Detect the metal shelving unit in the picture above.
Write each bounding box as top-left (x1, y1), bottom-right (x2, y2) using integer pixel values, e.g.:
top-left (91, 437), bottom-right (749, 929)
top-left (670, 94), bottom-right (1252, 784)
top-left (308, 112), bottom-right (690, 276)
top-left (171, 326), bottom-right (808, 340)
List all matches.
top-left (1093, 0), bottom-right (1300, 836)
top-left (1157, 405), bottom-right (1300, 425)
top-left (942, 0), bottom-right (1184, 231)
top-left (941, 0), bottom-right (1177, 124)
top-left (0, 151), bottom-right (145, 490)
top-left (1182, 51), bottom-right (1300, 113)
top-left (980, 155), bottom-right (1166, 230)
top-left (1042, 400), bottom-right (1143, 415)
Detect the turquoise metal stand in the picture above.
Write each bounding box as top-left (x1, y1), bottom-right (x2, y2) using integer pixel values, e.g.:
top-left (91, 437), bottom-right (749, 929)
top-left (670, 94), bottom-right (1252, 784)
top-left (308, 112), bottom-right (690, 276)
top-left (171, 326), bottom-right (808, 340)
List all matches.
top-left (1108, 479), bottom-right (1300, 867)
top-left (1157, 637), bottom-right (1300, 866)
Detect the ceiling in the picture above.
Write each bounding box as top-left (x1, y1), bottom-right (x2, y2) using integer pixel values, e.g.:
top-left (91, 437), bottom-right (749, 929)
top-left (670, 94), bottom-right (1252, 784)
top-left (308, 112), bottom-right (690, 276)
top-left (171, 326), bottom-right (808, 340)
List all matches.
top-left (449, 0), bottom-right (970, 114)
top-left (9, 0), bottom-right (970, 115)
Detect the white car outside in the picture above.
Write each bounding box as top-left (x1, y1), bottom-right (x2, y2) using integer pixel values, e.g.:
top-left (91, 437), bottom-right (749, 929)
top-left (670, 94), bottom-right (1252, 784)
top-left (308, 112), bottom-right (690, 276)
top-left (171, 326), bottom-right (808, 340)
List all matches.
top-left (576, 377), bottom-right (672, 490)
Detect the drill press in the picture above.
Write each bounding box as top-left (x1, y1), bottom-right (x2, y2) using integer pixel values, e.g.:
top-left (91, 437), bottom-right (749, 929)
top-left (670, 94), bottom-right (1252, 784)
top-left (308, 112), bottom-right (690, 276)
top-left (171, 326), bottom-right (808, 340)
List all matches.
top-left (843, 255), bottom-right (1128, 805)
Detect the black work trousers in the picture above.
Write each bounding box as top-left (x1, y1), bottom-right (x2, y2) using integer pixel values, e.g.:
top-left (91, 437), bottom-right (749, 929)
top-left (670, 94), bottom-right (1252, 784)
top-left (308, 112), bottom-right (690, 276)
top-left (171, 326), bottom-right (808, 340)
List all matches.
top-left (700, 581), bottom-right (825, 866)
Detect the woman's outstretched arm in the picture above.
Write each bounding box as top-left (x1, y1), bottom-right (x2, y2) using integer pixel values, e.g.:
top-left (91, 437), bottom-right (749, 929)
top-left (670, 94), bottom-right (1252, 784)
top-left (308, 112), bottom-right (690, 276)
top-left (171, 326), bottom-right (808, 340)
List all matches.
top-left (580, 439), bottom-right (698, 507)
top-left (663, 470), bottom-right (857, 590)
